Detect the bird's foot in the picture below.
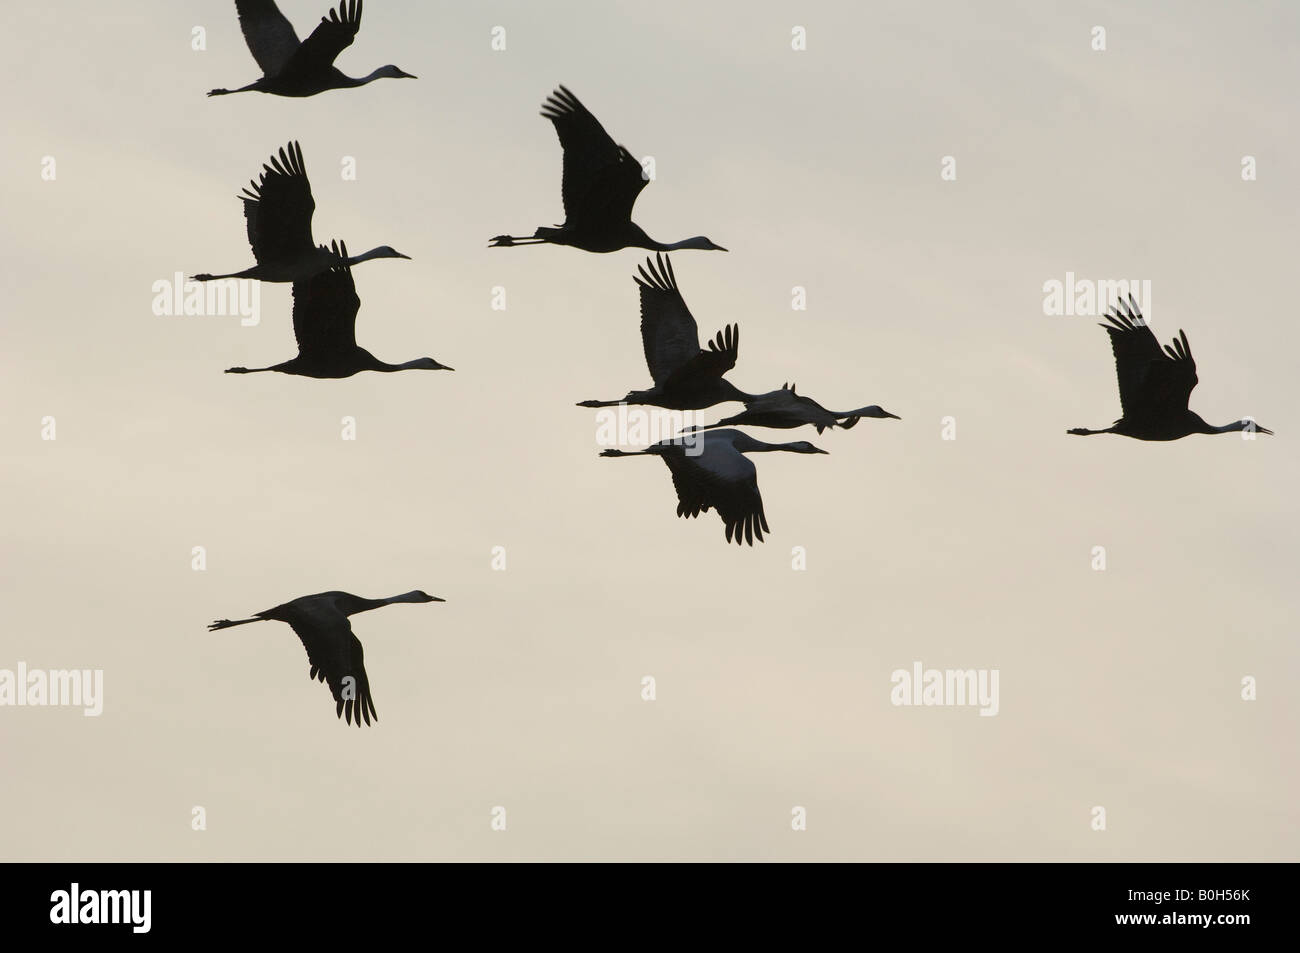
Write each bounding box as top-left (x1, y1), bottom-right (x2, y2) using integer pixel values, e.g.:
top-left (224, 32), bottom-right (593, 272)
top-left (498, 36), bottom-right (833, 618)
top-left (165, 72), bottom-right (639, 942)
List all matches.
top-left (191, 273), bottom-right (213, 282)
top-left (225, 367), bottom-right (250, 374)
top-left (489, 235), bottom-right (515, 247)
top-left (840, 416), bottom-right (861, 430)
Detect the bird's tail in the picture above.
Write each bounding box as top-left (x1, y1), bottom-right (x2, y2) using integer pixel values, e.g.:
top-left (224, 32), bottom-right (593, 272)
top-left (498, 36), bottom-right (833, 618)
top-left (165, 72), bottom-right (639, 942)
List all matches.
top-left (207, 617), bottom-right (262, 631)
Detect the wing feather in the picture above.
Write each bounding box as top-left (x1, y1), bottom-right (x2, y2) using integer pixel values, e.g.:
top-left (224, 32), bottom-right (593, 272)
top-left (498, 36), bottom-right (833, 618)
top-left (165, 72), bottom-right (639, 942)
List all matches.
top-left (659, 444), bottom-right (768, 546)
top-left (289, 612), bottom-right (377, 727)
top-left (283, 0), bottom-right (362, 75)
top-left (240, 141), bottom-right (316, 265)
top-left (1099, 295), bottom-right (1197, 419)
top-left (541, 86), bottom-right (648, 228)
top-left (636, 254), bottom-right (710, 385)
top-left (234, 0), bottom-right (302, 76)
top-left (291, 240), bottom-right (359, 357)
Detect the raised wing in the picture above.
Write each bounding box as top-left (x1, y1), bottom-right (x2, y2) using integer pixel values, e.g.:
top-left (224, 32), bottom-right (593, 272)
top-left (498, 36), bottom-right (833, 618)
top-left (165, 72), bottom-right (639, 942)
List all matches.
top-left (664, 325), bottom-right (738, 391)
top-left (240, 141), bottom-right (316, 265)
top-left (661, 444), bottom-right (768, 546)
top-left (283, 0), bottom-right (362, 75)
top-left (1100, 296), bottom-right (1197, 418)
top-left (291, 240), bottom-right (359, 357)
top-left (636, 254), bottom-right (723, 385)
top-left (286, 610), bottom-right (377, 727)
top-left (234, 0), bottom-right (302, 77)
top-left (541, 86), bottom-right (649, 228)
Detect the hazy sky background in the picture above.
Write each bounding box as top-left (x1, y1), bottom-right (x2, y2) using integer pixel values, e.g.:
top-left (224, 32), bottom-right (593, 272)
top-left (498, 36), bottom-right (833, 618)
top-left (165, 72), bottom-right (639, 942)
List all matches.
top-left (2, 1), bottom-right (1296, 860)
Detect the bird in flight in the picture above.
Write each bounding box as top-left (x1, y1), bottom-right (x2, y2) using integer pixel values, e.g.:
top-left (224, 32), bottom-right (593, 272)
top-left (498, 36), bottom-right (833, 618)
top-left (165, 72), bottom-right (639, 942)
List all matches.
top-left (490, 86), bottom-right (727, 253)
top-left (225, 241), bottom-right (453, 378)
top-left (209, 0), bottom-right (416, 98)
top-left (686, 382), bottom-right (900, 434)
top-left (601, 429), bottom-right (827, 546)
top-left (192, 141), bottom-right (410, 283)
top-left (578, 254), bottom-right (750, 410)
top-left (208, 589), bottom-right (443, 726)
top-left (1068, 296), bottom-right (1272, 440)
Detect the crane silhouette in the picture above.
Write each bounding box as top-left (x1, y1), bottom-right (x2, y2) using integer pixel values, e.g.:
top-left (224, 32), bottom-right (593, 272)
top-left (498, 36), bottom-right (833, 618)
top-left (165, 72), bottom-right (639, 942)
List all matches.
top-left (1068, 296), bottom-right (1272, 440)
top-left (192, 141), bottom-right (410, 283)
top-left (208, 0), bottom-right (415, 98)
top-left (208, 589), bottom-right (443, 726)
top-left (578, 254), bottom-right (751, 410)
top-left (686, 382), bottom-right (900, 434)
top-left (225, 242), bottom-right (452, 378)
top-left (490, 86), bottom-right (727, 253)
top-left (601, 429), bottom-right (827, 545)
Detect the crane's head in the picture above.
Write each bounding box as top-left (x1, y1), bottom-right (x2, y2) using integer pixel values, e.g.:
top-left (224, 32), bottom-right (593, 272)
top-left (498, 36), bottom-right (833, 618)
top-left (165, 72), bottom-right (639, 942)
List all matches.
top-left (681, 236), bottom-right (728, 252)
top-left (405, 591), bottom-right (445, 603)
top-left (411, 357), bottom-right (454, 371)
top-left (373, 246), bottom-right (411, 261)
top-left (377, 65), bottom-right (417, 80)
top-left (858, 405), bottom-right (901, 420)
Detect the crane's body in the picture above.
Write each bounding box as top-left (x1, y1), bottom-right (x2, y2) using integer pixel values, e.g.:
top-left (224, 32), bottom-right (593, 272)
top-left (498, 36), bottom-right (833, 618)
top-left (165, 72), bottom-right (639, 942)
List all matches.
top-left (579, 254), bottom-right (751, 411)
top-left (689, 383), bottom-right (900, 433)
top-left (192, 141), bottom-right (409, 284)
top-left (208, 0), bottom-right (415, 99)
top-left (601, 428), bottom-right (827, 546)
top-left (207, 588), bottom-right (443, 726)
top-left (1069, 297), bottom-right (1271, 441)
top-left (225, 242), bottom-right (452, 379)
top-left (490, 87), bottom-right (726, 254)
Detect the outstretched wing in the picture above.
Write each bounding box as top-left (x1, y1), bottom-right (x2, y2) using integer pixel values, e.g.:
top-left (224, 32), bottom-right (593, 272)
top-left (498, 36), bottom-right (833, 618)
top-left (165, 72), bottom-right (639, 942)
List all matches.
top-left (635, 254), bottom-right (701, 383)
top-left (541, 86), bottom-right (649, 228)
top-left (664, 325), bottom-right (739, 391)
top-left (1151, 327), bottom-right (1199, 414)
top-left (1100, 296), bottom-right (1197, 418)
top-left (635, 254), bottom-right (737, 387)
top-left (286, 611), bottom-right (377, 727)
top-left (283, 0), bottom-right (362, 75)
top-left (661, 446), bottom-right (768, 546)
top-left (240, 141), bottom-right (316, 265)
top-left (291, 240), bottom-right (359, 358)
top-left (234, 0), bottom-right (302, 77)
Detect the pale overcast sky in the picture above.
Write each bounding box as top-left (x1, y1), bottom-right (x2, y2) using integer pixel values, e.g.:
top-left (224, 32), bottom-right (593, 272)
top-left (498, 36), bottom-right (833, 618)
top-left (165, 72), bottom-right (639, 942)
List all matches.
top-left (1, 0), bottom-right (1296, 860)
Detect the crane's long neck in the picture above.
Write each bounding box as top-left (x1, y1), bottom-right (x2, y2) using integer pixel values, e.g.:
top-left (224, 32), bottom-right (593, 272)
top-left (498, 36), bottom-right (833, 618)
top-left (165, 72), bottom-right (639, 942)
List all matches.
top-left (345, 591), bottom-right (426, 615)
top-left (361, 354), bottom-right (449, 372)
top-left (375, 358), bottom-right (428, 372)
top-left (346, 246), bottom-right (396, 265)
top-left (1204, 419), bottom-right (1272, 435)
top-left (384, 590), bottom-right (433, 605)
top-left (335, 69), bottom-right (385, 88)
top-left (831, 404), bottom-right (898, 420)
top-left (733, 435), bottom-right (798, 453)
top-left (648, 236), bottom-right (718, 251)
